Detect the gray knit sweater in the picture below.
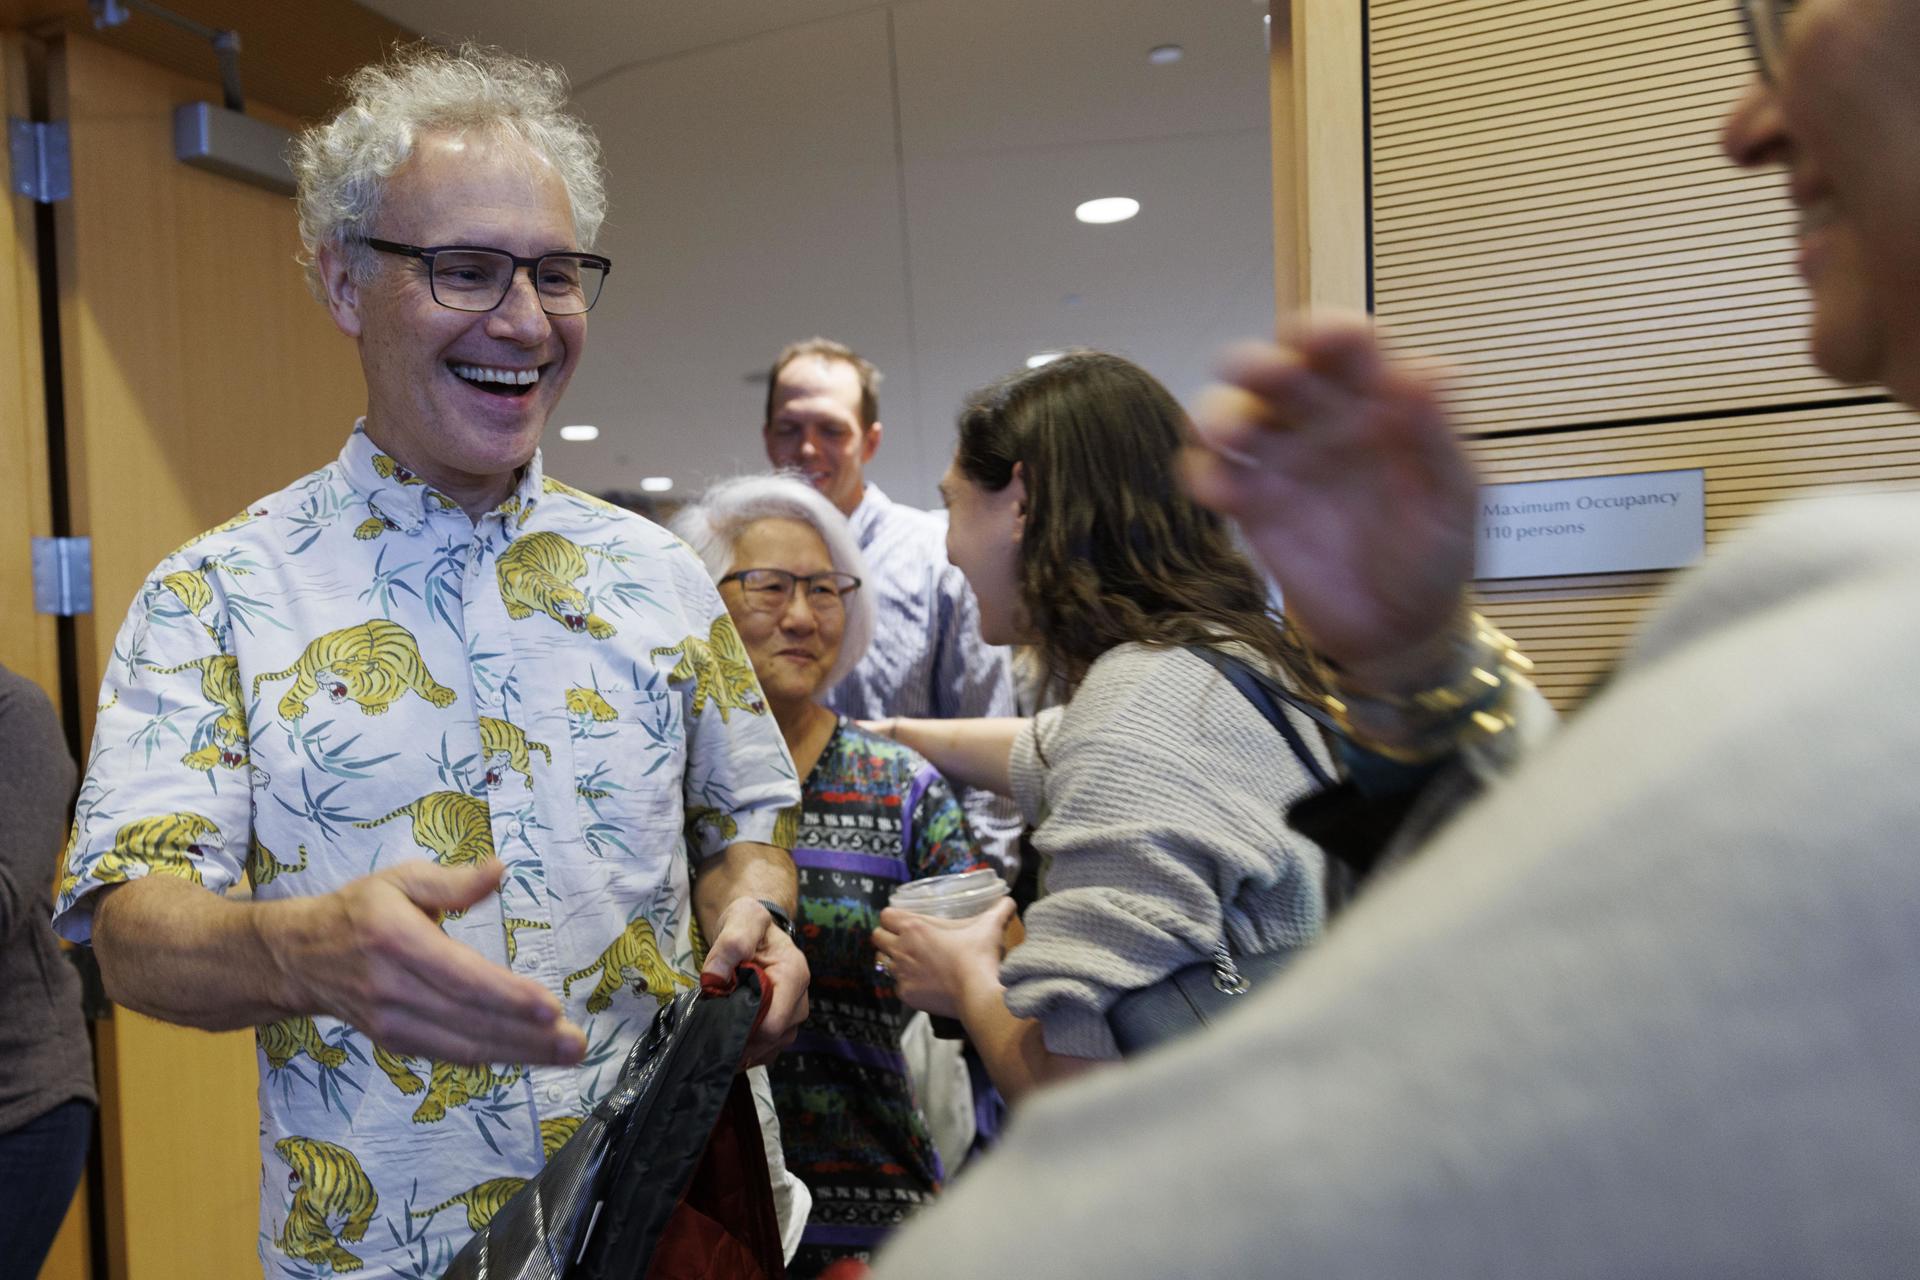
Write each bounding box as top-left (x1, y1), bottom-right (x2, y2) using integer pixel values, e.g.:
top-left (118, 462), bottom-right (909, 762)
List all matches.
top-left (1003, 642), bottom-right (1331, 1059)
top-left (0, 665), bottom-right (95, 1133)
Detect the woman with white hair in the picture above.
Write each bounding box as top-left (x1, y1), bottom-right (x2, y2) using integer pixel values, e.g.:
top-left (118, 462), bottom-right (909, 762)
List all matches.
top-left (674, 474), bottom-right (985, 1277)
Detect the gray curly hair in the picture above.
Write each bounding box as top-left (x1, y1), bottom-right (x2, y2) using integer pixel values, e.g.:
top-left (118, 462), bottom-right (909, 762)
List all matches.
top-left (290, 42), bottom-right (607, 298)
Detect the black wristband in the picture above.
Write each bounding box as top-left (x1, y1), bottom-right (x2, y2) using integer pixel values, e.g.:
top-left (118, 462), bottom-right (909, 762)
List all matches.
top-left (756, 898), bottom-right (797, 943)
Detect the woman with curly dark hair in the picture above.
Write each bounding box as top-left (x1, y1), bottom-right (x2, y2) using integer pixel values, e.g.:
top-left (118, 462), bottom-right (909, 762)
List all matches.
top-left (870, 351), bottom-right (1333, 1102)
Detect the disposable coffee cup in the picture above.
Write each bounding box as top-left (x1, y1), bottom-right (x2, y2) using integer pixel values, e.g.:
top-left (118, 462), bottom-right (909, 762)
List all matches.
top-left (886, 869), bottom-right (1011, 1038)
top-left (888, 868), bottom-right (1010, 920)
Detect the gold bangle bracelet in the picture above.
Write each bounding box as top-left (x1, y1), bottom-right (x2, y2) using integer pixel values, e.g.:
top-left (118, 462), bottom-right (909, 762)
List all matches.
top-left (1318, 614), bottom-right (1534, 764)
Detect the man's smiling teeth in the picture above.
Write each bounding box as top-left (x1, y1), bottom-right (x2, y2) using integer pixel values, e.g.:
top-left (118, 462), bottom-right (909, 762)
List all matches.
top-left (451, 362), bottom-right (541, 385)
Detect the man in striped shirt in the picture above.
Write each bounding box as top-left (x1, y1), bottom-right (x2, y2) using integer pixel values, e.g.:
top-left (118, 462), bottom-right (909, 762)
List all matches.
top-left (763, 338), bottom-right (1021, 875)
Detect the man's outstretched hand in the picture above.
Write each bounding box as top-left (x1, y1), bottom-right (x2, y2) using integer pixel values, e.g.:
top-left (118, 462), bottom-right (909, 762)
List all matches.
top-left (271, 859), bottom-right (587, 1067)
top-left (1184, 316), bottom-right (1480, 694)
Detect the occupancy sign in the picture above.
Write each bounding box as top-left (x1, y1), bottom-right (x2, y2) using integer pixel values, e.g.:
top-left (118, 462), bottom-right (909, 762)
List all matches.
top-left (1474, 468), bottom-right (1705, 580)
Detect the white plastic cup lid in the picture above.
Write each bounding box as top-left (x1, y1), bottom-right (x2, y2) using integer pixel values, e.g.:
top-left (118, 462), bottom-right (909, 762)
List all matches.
top-left (889, 868), bottom-right (1010, 918)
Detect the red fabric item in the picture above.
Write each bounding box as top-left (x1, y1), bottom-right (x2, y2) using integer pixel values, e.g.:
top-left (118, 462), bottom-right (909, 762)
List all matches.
top-left (816, 1262), bottom-right (872, 1280)
top-left (644, 966), bottom-right (785, 1280)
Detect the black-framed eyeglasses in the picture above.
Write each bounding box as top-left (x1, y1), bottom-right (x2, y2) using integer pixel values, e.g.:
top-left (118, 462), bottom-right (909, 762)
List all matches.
top-left (1737, 0), bottom-right (1796, 84)
top-left (362, 237), bottom-right (612, 315)
top-left (719, 568), bottom-right (861, 616)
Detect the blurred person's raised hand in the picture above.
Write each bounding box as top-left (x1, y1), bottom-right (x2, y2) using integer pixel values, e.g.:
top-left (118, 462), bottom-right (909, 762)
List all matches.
top-left (1184, 316), bottom-right (1479, 694)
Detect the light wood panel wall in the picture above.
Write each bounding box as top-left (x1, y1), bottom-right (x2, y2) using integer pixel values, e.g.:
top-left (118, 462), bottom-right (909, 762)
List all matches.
top-left (1280, 0), bottom-right (1368, 315)
top-left (1365, 0), bottom-right (1920, 708)
top-left (3, 32), bottom-right (92, 1280)
top-left (49, 33), bottom-right (368, 1279)
top-left (0, 0), bottom-right (413, 120)
top-left (1465, 401), bottom-right (1920, 704)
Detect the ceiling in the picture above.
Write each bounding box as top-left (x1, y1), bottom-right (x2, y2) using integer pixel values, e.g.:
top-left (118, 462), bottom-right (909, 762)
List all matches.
top-left (360, 0), bottom-right (1278, 507)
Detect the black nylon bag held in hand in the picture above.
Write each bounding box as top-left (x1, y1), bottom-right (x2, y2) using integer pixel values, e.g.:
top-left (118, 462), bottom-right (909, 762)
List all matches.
top-left (441, 963), bottom-right (784, 1280)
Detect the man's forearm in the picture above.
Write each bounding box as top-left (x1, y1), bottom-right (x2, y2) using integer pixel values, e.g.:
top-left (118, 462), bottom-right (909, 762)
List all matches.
top-left (692, 840), bottom-right (798, 938)
top-left (92, 877), bottom-right (313, 1030)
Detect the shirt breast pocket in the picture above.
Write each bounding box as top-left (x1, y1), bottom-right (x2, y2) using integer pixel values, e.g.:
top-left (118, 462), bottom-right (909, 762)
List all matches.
top-left (570, 687), bottom-right (686, 872)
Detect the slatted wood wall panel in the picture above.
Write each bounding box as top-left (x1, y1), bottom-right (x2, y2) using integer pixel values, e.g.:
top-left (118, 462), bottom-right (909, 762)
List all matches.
top-left (1371, 0), bottom-right (1849, 428)
top-left (1366, 0), bottom-right (1920, 709)
top-left (1463, 403), bottom-right (1920, 704)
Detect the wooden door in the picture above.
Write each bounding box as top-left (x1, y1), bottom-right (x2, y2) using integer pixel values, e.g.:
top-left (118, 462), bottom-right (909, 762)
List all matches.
top-left (3, 30), bottom-right (93, 1280)
top-left (47, 32), bottom-right (365, 1278)
top-left (1, 33), bottom-right (58, 697)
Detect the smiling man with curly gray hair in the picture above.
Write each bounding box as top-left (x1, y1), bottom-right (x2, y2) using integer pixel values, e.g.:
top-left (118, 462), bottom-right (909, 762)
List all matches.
top-left (55, 43), bottom-right (815, 1278)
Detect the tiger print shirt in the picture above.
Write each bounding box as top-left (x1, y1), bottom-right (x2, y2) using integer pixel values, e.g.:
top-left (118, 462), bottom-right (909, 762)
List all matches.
top-left (52, 424), bottom-right (802, 1280)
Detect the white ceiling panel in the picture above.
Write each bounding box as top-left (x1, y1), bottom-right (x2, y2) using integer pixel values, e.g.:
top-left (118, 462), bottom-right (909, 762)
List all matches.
top-left (903, 131), bottom-right (1277, 475)
top-left (355, 0), bottom-right (1279, 507)
top-left (550, 10), bottom-right (925, 500)
top-left (359, 0), bottom-right (897, 88)
top-left (894, 0), bottom-right (1269, 156)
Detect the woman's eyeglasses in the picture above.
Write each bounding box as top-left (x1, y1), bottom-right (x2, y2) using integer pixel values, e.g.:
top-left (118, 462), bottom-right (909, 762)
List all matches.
top-left (720, 568), bottom-right (861, 615)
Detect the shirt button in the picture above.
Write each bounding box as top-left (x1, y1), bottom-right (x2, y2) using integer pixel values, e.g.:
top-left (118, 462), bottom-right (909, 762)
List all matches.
top-left (544, 1084), bottom-right (565, 1104)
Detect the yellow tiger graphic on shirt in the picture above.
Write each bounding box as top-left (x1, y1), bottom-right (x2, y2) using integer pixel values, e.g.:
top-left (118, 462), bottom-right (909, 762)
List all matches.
top-left (541, 475), bottom-right (626, 515)
top-left (503, 916), bottom-right (549, 964)
top-left (566, 687), bottom-right (618, 722)
top-left (497, 532), bottom-right (618, 639)
top-left (410, 1177), bottom-right (526, 1232)
top-left (247, 840), bottom-right (308, 888)
top-left (540, 1114), bottom-right (584, 1159)
top-left (369, 454), bottom-right (454, 507)
top-left (772, 803), bottom-right (801, 851)
top-left (260, 1016), bottom-right (347, 1071)
top-left (164, 507), bottom-right (262, 561)
top-left (684, 806), bottom-right (739, 845)
top-left (371, 453), bottom-right (416, 484)
top-left (564, 916), bottom-right (697, 1014)
top-left (160, 567), bottom-right (213, 618)
top-left (274, 1136), bottom-right (377, 1273)
top-left (149, 655), bottom-right (250, 773)
top-left (74, 813), bottom-right (223, 891)
top-left (651, 616), bottom-right (766, 723)
top-left (478, 716), bottom-right (551, 789)
top-left (354, 791), bottom-right (494, 868)
top-left (372, 1045), bottom-right (425, 1097)
top-left (410, 1062), bottom-right (525, 1125)
top-left (253, 620), bottom-right (457, 721)
top-left (353, 501), bottom-right (402, 541)
top-left (495, 496), bottom-right (536, 529)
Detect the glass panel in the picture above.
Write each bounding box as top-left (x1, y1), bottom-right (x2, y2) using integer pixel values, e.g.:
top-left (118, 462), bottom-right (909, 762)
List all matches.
top-left (430, 249), bottom-right (514, 308)
top-left (539, 254), bottom-right (607, 314)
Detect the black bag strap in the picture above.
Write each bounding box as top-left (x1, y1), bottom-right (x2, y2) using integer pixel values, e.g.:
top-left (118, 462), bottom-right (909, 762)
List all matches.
top-left (1184, 645), bottom-right (1335, 791)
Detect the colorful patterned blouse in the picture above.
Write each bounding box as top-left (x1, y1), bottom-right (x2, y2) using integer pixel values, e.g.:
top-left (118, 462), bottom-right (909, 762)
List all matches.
top-left (770, 719), bottom-right (980, 1278)
top-left (52, 425), bottom-right (800, 1280)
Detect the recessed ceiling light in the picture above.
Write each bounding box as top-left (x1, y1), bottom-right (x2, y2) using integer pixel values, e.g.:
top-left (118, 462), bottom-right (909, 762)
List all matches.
top-left (641, 476), bottom-right (674, 493)
top-left (1026, 352), bottom-right (1064, 369)
top-left (559, 424), bottom-right (599, 442)
top-left (1075, 197), bottom-right (1140, 225)
top-left (1147, 44), bottom-right (1183, 65)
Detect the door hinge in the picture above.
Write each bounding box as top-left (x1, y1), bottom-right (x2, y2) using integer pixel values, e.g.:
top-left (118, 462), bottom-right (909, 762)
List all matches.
top-left (32, 537), bottom-right (92, 616)
top-left (9, 119), bottom-right (72, 204)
